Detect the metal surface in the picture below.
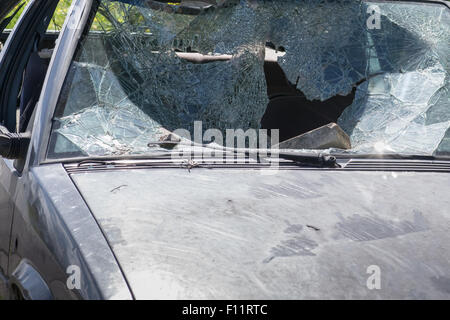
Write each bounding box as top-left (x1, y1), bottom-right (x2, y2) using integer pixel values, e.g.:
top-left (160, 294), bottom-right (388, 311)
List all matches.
top-left (10, 260), bottom-right (54, 300)
top-left (0, 158), bottom-right (18, 295)
top-left (0, 271), bottom-right (8, 299)
top-left (7, 163), bottom-right (133, 299)
top-left (71, 167), bottom-right (450, 299)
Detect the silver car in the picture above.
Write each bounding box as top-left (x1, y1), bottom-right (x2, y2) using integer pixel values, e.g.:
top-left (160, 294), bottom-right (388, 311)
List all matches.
top-left (0, 0), bottom-right (449, 300)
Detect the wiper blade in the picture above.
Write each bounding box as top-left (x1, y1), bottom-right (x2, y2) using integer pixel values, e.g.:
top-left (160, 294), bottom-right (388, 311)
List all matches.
top-left (276, 152), bottom-right (340, 168)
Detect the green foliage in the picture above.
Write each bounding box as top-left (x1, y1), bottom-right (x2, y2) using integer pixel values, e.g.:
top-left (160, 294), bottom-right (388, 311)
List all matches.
top-left (5, 0), bottom-right (29, 29)
top-left (5, 0), bottom-right (94, 31)
top-left (49, 0), bottom-right (72, 31)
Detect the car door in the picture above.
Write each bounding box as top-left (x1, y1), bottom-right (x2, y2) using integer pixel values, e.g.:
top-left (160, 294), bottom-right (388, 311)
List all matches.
top-left (0, 160), bottom-right (20, 299)
top-left (0, 0), bottom-right (63, 299)
top-left (0, 0), bottom-right (28, 298)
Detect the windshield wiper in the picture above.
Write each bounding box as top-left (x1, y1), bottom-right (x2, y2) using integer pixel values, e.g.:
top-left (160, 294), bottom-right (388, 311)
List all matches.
top-left (275, 152), bottom-right (339, 168)
top-left (148, 137), bottom-right (340, 168)
top-left (73, 152), bottom-right (339, 170)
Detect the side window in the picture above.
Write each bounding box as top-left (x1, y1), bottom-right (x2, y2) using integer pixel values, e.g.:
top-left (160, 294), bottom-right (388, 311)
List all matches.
top-left (0, 1), bottom-right (29, 52)
top-left (15, 0), bottom-right (72, 133)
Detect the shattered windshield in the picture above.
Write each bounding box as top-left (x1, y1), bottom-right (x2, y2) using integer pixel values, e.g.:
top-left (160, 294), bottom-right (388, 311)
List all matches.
top-left (47, 0), bottom-right (450, 160)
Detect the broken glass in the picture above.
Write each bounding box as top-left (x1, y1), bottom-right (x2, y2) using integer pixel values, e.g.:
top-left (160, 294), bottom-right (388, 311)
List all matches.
top-left (338, 2), bottom-right (450, 155)
top-left (48, 0), bottom-right (450, 159)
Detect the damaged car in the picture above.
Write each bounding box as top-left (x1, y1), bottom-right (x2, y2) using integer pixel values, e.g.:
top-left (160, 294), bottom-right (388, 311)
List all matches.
top-left (0, 0), bottom-right (450, 300)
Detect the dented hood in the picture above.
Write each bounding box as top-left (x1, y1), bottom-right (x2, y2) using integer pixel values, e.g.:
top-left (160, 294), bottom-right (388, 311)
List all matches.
top-left (70, 168), bottom-right (450, 299)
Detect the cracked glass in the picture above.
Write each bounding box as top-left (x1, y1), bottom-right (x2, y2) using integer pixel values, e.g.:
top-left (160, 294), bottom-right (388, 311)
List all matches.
top-left (47, 0), bottom-right (450, 159)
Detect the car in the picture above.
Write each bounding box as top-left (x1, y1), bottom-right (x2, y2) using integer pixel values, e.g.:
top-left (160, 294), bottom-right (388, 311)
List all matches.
top-left (0, 0), bottom-right (449, 300)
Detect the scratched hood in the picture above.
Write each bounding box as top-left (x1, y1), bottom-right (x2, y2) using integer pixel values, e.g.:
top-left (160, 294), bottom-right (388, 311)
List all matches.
top-left (70, 168), bottom-right (450, 299)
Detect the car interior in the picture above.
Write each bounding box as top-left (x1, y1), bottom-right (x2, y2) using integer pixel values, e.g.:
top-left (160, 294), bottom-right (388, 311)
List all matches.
top-left (21, 36), bottom-right (58, 127)
top-left (178, 45), bottom-right (364, 143)
top-left (1, 26), bottom-right (59, 133)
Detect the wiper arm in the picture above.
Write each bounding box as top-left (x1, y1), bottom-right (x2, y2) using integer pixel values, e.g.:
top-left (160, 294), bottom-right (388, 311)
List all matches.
top-left (148, 137), bottom-right (340, 168)
top-left (72, 149), bottom-right (339, 171)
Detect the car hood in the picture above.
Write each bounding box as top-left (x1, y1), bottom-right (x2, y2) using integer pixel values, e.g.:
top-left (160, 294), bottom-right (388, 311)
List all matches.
top-left (70, 168), bottom-right (450, 299)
